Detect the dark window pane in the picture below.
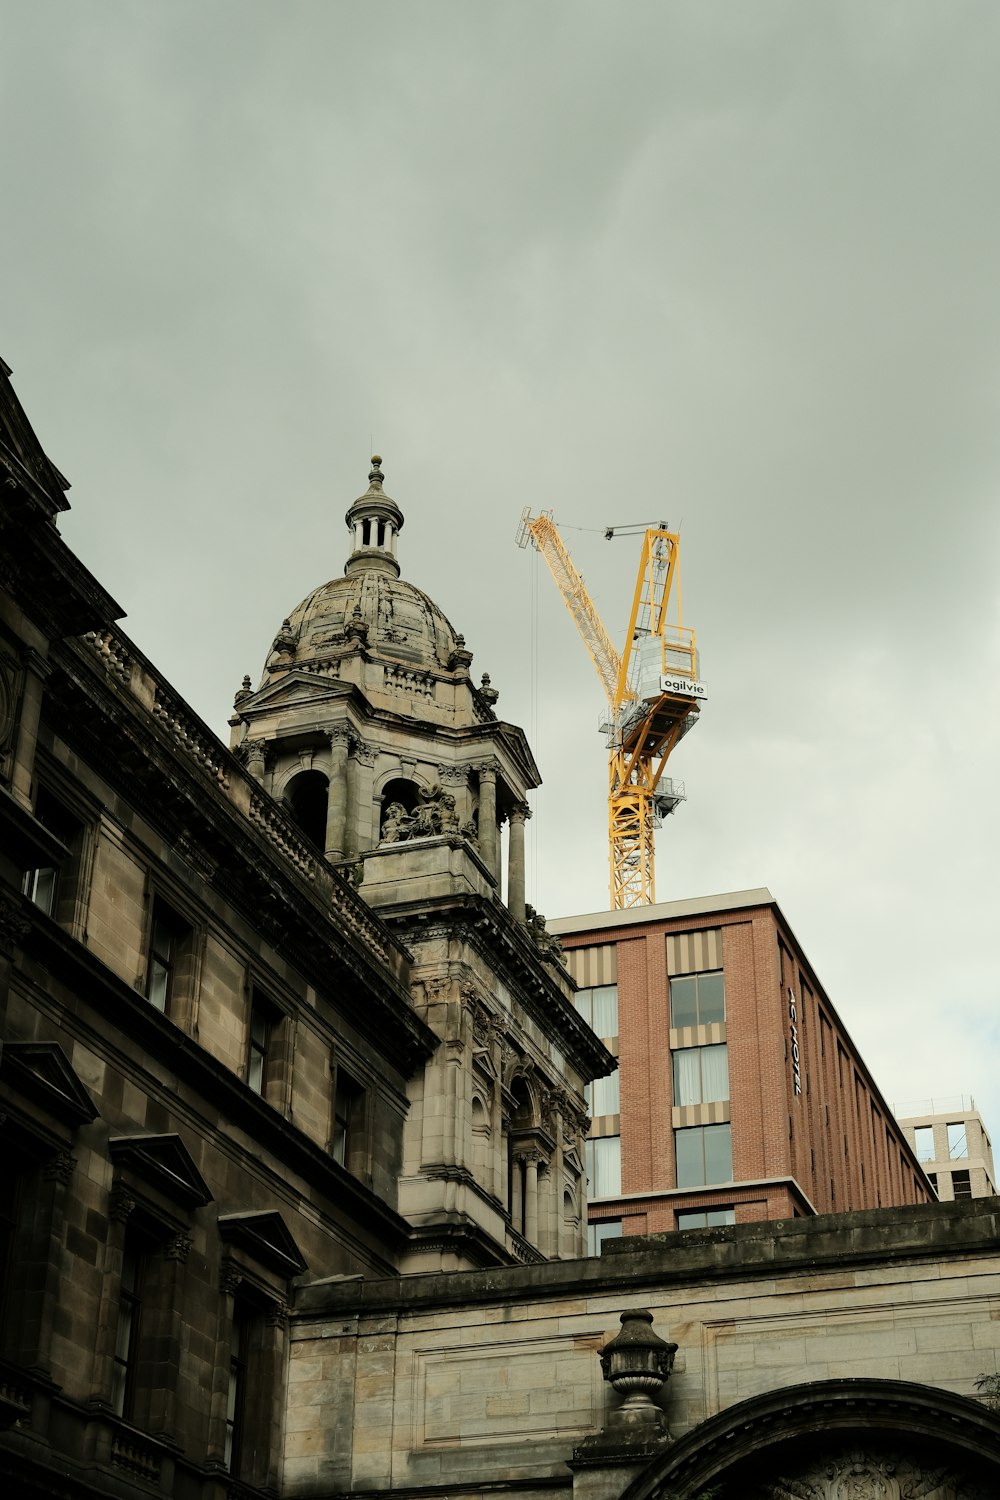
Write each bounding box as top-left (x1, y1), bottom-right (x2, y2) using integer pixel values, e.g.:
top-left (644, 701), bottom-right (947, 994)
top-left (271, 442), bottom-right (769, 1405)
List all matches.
top-left (704, 1123), bottom-right (732, 1184)
top-left (697, 972), bottom-right (726, 1024)
top-left (669, 977), bottom-right (698, 1029)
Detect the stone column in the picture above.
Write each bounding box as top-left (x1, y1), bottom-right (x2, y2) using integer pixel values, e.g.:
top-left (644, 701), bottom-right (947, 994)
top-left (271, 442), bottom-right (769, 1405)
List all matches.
top-left (508, 802), bottom-right (530, 923)
top-left (524, 1150), bottom-right (540, 1246)
top-left (476, 763), bottom-right (498, 880)
top-left (206, 1261), bottom-right (242, 1471)
top-left (11, 648), bottom-right (51, 811)
top-left (325, 727), bottom-right (350, 860)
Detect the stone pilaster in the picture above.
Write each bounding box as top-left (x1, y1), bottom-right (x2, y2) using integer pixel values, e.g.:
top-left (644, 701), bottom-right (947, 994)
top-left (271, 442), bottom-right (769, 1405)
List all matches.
top-left (325, 727), bottom-right (350, 860)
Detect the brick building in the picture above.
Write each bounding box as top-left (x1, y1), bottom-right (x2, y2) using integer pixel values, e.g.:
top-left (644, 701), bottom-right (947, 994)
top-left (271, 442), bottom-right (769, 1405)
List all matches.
top-left (549, 890), bottom-right (933, 1246)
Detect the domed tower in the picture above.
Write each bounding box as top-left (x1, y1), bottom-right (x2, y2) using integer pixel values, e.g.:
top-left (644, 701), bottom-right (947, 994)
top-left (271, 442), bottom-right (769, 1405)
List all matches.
top-left (230, 457), bottom-right (536, 918)
top-left (230, 460), bottom-right (612, 1272)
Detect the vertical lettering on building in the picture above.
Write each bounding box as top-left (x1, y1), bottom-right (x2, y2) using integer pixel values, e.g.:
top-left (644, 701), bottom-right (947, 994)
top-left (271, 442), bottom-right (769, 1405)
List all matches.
top-left (788, 986), bottom-right (802, 1096)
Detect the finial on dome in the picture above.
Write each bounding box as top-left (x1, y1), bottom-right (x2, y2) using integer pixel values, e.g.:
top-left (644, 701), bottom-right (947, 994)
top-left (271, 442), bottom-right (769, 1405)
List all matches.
top-left (369, 455), bottom-right (383, 489)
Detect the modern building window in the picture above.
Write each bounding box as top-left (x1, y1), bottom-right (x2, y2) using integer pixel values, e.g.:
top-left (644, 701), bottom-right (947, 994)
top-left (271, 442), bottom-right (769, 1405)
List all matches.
top-left (584, 1136), bottom-right (621, 1198)
top-left (587, 1218), bottom-right (623, 1255)
top-left (913, 1125), bottom-right (935, 1161)
top-left (952, 1169), bottom-right (972, 1200)
top-left (585, 1071), bottom-right (620, 1118)
top-left (947, 1122), bottom-right (969, 1159)
top-left (926, 1172), bottom-right (938, 1191)
top-left (672, 1044), bottom-right (729, 1106)
top-left (331, 1067), bottom-right (366, 1171)
top-left (677, 1207), bottom-right (735, 1230)
top-left (575, 984), bottom-right (618, 1039)
top-left (669, 970), bottom-right (725, 1029)
top-left (675, 1123), bottom-right (732, 1188)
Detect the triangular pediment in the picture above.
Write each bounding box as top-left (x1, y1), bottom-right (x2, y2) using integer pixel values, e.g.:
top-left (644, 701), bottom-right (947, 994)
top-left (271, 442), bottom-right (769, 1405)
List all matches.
top-left (218, 1210), bottom-right (308, 1278)
top-left (241, 671), bottom-right (354, 716)
top-left (109, 1133), bottom-right (213, 1209)
top-left (0, 1040), bottom-right (97, 1128)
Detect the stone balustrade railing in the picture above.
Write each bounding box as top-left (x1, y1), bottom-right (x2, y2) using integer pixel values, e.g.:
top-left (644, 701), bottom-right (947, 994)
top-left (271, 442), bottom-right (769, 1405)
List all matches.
top-left (77, 625), bottom-right (394, 966)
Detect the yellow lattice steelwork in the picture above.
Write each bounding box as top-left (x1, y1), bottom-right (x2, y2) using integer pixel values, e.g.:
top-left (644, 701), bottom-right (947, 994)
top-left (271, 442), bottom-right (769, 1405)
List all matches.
top-left (517, 510), bottom-right (703, 908)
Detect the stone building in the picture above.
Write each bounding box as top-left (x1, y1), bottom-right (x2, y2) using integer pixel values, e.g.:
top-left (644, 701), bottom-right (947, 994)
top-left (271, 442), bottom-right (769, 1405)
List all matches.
top-left (288, 1198), bottom-right (1000, 1499)
top-left (0, 361), bottom-right (607, 1496)
top-left (2, 358), bottom-right (997, 1500)
top-left (549, 893), bottom-right (933, 1247)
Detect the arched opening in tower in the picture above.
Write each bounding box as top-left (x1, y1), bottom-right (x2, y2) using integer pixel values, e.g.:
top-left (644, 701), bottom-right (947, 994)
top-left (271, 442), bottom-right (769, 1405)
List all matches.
top-left (284, 770), bottom-right (329, 852)
top-left (379, 777), bottom-right (421, 842)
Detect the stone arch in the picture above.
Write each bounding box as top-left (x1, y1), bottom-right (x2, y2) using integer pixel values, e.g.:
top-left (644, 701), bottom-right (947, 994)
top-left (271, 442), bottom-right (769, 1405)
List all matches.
top-left (282, 768), bottom-right (329, 851)
top-left (619, 1378), bottom-right (1000, 1500)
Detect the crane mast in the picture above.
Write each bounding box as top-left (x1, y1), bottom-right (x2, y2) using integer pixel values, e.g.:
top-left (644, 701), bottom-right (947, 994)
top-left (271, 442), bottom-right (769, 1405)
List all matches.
top-left (517, 508), bottom-right (704, 909)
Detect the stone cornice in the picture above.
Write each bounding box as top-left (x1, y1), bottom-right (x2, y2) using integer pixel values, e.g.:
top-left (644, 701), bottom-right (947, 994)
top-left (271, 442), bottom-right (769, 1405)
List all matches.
top-left (294, 1198), bottom-right (1000, 1319)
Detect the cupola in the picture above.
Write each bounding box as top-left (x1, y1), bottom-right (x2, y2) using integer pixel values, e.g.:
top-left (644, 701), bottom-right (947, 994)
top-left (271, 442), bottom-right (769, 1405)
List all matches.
top-left (344, 456), bottom-right (403, 578)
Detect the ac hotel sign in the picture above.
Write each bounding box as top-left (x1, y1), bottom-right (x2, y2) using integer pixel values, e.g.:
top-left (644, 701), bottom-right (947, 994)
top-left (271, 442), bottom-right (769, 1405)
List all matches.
top-left (787, 986), bottom-right (802, 1096)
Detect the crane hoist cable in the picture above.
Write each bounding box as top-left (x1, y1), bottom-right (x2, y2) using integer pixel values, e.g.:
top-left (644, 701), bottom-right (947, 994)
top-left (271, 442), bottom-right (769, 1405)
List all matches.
top-left (516, 507), bottom-right (706, 909)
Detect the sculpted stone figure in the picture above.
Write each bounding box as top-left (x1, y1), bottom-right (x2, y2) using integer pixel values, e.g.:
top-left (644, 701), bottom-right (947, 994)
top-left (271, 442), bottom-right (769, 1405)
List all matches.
top-left (380, 801), bottom-right (413, 843)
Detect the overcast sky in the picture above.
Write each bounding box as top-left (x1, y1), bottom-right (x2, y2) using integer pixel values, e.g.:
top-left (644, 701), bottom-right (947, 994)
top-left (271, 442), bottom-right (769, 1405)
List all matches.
top-left (4, 2), bottom-right (999, 1143)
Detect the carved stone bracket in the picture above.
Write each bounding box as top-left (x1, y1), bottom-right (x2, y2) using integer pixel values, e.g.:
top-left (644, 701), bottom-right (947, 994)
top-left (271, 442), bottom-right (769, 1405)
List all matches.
top-left (165, 1233), bottom-right (193, 1263)
top-left (43, 1149), bottom-right (77, 1186)
top-left (108, 1184), bottom-right (136, 1223)
top-left (0, 892), bottom-right (31, 957)
top-left (219, 1261), bottom-right (243, 1297)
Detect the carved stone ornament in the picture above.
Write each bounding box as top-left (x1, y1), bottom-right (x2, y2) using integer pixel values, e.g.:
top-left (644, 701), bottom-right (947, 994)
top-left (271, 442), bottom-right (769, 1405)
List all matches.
top-left (748, 1443), bottom-right (993, 1500)
top-left (109, 1184), bottom-right (137, 1222)
top-left (379, 783), bottom-right (461, 843)
top-left (436, 764), bottom-right (469, 786)
top-left (219, 1261), bottom-right (243, 1297)
top-left (165, 1233), bottom-right (193, 1263)
top-left (0, 892), bottom-right (31, 956)
top-left (351, 737), bottom-right (377, 768)
top-left (43, 1149), bottom-right (77, 1186)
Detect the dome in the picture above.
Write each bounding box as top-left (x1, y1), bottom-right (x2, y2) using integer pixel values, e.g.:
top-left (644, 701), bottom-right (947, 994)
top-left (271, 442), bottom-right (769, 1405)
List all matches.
top-left (285, 570), bottom-right (462, 672)
top-left (261, 457), bottom-right (468, 680)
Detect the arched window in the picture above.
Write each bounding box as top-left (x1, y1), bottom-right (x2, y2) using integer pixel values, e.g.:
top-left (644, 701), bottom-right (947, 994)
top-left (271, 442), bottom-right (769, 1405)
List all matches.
top-left (284, 770), bottom-right (328, 851)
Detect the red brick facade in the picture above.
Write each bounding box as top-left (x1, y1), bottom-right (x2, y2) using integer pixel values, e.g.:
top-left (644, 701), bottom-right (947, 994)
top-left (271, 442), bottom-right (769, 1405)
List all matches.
top-left (551, 891), bottom-right (932, 1239)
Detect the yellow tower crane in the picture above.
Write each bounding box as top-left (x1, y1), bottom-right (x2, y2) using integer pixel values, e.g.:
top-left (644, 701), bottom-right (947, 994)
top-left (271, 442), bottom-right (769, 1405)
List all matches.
top-left (516, 509), bottom-right (705, 909)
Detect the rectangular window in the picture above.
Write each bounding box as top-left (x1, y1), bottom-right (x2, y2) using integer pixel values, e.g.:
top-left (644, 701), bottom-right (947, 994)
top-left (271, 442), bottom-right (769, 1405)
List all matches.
top-left (584, 1136), bottom-right (621, 1198)
top-left (676, 1207), bottom-right (735, 1230)
top-left (225, 1301), bottom-right (252, 1474)
top-left (331, 1068), bottom-right (366, 1171)
top-left (947, 1122), bottom-right (969, 1159)
top-left (21, 787), bottom-right (85, 923)
top-left (675, 1123), bottom-right (732, 1188)
top-left (587, 1219), bottom-right (623, 1255)
top-left (926, 1172), bottom-right (937, 1191)
top-left (248, 1007), bottom-right (272, 1096)
top-left (672, 1044), bottom-right (729, 1106)
top-left (669, 971), bottom-right (725, 1029)
top-left (112, 1234), bottom-right (147, 1420)
top-left (575, 984), bottom-right (618, 1038)
top-left (585, 1071), bottom-right (620, 1118)
top-left (951, 1169), bottom-right (972, 1200)
top-left (913, 1125), bottom-right (935, 1161)
top-left (146, 900), bottom-right (189, 1013)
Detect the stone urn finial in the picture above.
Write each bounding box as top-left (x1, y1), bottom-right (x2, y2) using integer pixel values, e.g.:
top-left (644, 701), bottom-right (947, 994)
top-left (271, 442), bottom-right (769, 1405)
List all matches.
top-left (600, 1310), bottom-right (677, 1435)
